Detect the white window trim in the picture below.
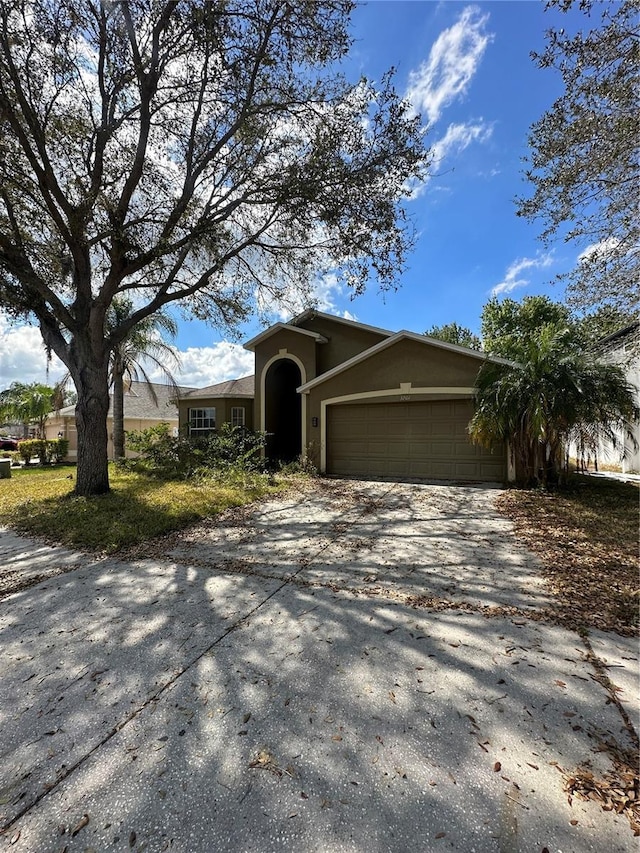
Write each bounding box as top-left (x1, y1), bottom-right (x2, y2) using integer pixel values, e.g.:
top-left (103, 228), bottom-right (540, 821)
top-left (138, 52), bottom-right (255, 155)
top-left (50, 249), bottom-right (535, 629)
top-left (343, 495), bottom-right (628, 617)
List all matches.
top-left (231, 406), bottom-right (246, 428)
top-left (188, 406), bottom-right (216, 435)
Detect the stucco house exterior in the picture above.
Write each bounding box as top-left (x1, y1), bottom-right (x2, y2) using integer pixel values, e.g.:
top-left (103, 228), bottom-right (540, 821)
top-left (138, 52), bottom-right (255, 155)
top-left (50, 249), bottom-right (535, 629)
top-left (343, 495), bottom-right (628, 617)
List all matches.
top-left (236, 310), bottom-right (512, 482)
top-left (592, 321), bottom-right (640, 474)
top-left (177, 376), bottom-right (255, 438)
top-left (46, 381), bottom-right (195, 461)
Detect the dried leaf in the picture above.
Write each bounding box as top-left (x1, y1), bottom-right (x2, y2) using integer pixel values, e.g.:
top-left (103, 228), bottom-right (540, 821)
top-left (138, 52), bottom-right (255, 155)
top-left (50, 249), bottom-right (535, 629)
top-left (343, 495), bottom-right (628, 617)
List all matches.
top-left (71, 814), bottom-right (89, 837)
top-left (9, 831), bottom-right (20, 845)
top-left (242, 712), bottom-right (251, 724)
top-left (494, 762), bottom-right (502, 772)
top-left (129, 830), bottom-right (136, 847)
top-left (435, 831), bottom-right (446, 839)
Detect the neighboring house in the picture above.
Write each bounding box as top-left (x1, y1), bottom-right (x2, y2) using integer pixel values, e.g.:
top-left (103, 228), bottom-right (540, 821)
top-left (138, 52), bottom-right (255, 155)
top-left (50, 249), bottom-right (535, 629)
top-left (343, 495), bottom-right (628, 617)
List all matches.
top-left (591, 322), bottom-right (640, 474)
top-left (239, 309), bottom-right (514, 483)
top-left (177, 376), bottom-right (255, 438)
top-left (46, 381), bottom-right (196, 461)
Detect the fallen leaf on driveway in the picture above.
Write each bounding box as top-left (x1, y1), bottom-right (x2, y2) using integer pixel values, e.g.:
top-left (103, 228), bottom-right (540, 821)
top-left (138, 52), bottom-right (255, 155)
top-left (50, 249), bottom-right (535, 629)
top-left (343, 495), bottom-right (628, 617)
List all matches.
top-left (71, 814), bottom-right (89, 836)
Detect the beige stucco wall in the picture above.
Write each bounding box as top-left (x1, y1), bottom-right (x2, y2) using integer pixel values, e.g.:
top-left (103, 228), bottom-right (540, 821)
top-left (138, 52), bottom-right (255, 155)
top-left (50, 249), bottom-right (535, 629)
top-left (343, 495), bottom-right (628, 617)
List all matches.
top-left (296, 315), bottom-right (388, 374)
top-left (302, 338), bottom-right (489, 467)
top-left (253, 329), bottom-right (318, 435)
top-left (178, 398), bottom-right (254, 434)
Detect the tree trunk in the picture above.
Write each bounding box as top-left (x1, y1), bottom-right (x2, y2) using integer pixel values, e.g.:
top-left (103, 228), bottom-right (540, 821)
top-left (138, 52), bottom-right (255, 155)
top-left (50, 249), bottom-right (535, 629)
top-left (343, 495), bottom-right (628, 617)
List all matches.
top-left (74, 366), bottom-right (111, 496)
top-left (112, 360), bottom-right (125, 460)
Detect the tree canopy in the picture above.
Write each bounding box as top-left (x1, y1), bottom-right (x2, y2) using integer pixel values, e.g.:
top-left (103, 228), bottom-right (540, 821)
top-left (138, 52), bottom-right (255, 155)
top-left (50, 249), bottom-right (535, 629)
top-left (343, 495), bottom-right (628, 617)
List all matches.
top-left (472, 296), bottom-right (638, 487)
top-left (481, 295), bottom-right (571, 361)
top-left (516, 0), bottom-right (639, 313)
top-left (0, 0), bottom-right (429, 494)
top-left (425, 322), bottom-right (482, 351)
top-left (0, 382), bottom-right (58, 437)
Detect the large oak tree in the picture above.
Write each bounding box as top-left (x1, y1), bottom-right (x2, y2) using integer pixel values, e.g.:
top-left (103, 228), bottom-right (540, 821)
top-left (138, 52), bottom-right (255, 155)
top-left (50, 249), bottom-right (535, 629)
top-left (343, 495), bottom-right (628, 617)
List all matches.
top-left (517, 0), bottom-right (639, 313)
top-left (0, 0), bottom-right (429, 494)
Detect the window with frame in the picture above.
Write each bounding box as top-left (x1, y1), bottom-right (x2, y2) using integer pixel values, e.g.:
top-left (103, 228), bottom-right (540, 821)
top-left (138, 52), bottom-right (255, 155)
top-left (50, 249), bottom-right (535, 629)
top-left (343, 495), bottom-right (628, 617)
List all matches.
top-left (231, 406), bottom-right (245, 428)
top-left (189, 407), bottom-right (216, 436)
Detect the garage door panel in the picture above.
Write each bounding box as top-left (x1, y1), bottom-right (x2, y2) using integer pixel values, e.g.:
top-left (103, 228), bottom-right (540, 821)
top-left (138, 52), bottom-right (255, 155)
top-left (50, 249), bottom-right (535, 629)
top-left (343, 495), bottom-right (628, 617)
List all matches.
top-left (327, 400), bottom-right (505, 482)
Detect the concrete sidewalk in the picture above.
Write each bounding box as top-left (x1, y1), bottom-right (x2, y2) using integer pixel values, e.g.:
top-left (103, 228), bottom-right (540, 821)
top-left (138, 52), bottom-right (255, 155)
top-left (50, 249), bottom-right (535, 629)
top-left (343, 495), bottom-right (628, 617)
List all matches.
top-left (0, 479), bottom-right (637, 852)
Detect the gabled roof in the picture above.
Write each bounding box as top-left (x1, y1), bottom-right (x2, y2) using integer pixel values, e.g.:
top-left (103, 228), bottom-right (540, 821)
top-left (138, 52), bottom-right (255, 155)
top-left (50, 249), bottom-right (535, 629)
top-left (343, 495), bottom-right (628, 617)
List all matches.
top-left (243, 323), bottom-right (328, 352)
top-left (290, 308), bottom-right (393, 338)
top-left (181, 375), bottom-right (255, 399)
top-left (595, 321), bottom-right (640, 351)
top-left (243, 309), bottom-right (394, 351)
top-left (297, 330), bottom-right (516, 393)
top-left (55, 381), bottom-right (196, 420)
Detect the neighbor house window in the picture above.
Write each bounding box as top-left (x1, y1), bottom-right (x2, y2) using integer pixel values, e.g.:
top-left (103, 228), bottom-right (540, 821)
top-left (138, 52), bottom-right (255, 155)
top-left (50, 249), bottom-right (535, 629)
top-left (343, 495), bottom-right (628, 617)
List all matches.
top-left (231, 407), bottom-right (245, 428)
top-left (189, 407), bottom-right (216, 436)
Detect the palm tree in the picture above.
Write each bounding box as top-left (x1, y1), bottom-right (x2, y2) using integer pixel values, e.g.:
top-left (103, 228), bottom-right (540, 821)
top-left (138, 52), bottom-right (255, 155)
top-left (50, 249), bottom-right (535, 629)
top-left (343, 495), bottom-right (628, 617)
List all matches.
top-left (106, 298), bottom-right (181, 460)
top-left (0, 382), bottom-right (57, 438)
top-left (469, 324), bottom-right (638, 487)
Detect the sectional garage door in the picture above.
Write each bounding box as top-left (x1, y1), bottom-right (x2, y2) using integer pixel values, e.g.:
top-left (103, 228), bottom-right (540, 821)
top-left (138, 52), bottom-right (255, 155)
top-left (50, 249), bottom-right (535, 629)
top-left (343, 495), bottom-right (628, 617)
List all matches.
top-left (326, 399), bottom-right (506, 482)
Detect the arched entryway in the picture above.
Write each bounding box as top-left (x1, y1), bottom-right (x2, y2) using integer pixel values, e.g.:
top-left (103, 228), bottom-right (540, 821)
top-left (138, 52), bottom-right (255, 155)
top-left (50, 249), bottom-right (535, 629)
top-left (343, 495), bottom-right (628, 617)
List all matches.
top-left (264, 358), bottom-right (302, 463)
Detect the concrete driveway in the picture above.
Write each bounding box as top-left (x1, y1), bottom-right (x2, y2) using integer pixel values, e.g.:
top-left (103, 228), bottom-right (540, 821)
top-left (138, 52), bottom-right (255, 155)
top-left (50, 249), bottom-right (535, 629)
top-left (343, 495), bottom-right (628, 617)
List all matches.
top-left (0, 479), bottom-right (637, 852)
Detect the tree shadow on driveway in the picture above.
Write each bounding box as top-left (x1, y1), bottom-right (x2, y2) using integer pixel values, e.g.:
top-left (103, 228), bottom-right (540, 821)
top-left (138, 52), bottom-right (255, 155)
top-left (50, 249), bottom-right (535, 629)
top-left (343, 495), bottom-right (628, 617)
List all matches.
top-left (0, 480), bottom-right (636, 852)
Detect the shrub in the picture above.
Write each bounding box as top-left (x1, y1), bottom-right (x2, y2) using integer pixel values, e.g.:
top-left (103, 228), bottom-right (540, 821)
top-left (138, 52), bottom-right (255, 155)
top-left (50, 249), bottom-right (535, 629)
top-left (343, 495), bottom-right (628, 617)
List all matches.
top-left (49, 438), bottom-right (69, 463)
top-left (16, 438), bottom-right (69, 465)
top-left (124, 423), bottom-right (196, 478)
top-left (18, 439), bottom-right (42, 464)
top-left (196, 423), bottom-right (266, 472)
top-left (125, 422), bottom-right (266, 479)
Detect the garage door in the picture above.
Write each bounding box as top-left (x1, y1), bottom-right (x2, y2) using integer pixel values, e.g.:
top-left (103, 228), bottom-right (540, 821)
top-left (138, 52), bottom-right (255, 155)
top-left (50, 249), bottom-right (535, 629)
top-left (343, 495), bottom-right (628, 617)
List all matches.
top-left (326, 400), bottom-right (506, 482)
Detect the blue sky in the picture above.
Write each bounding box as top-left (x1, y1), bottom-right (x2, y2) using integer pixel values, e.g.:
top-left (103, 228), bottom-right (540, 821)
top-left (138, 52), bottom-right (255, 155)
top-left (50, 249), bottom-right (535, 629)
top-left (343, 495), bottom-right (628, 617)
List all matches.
top-left (1, 1), bottom-right (586, 389)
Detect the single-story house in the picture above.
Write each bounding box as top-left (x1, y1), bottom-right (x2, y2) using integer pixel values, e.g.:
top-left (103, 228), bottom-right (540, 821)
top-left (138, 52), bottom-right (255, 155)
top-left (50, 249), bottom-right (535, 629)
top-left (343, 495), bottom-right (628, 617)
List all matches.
top-left (46, 380), bottom-right (196, 461)
top-left (177, 375), bottom-right (255, 437)
top-left (189, 310), bottom-right (514, 483)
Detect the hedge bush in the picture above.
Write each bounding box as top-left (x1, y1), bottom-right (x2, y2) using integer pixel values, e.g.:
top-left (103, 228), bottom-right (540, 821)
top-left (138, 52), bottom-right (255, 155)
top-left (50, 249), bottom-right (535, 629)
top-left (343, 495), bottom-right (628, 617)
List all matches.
top-left (17, 438), bottom-right (69, 465)
top-left (125, 422), bottom-right (266, 480)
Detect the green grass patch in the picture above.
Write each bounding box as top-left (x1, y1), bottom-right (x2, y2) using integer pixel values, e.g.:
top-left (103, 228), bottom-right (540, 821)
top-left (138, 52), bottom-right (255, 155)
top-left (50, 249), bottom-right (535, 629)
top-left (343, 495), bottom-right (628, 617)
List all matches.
top-left (0, 465), bottom-right (284, 554)
top-left (498, 475), bottom-right (639, 635)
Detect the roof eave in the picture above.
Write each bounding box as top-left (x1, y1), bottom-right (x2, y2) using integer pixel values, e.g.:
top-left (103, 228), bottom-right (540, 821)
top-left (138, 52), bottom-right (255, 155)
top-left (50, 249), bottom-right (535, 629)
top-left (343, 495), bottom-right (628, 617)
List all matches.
top-left (290, 308), bottom-right (393, 338)
top-left (298, 331), bottom-right (518, 394)
top-left (243, 323), bottom-right (328, 351)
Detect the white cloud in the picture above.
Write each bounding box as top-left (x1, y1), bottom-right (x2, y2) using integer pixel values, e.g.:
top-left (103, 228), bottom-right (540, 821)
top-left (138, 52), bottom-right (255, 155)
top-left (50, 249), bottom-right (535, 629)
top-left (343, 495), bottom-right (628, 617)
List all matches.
top-left (431, 121), bottom-right (493, 166)
top-left (256, 272), bottom-right (348, 322)
top-left (148, 341), bottom-right (255, 388)
top-left (578, 237), bottom-right (621, 263)
top-left (405, 6), bottom-right (493, 124)
top-left (0, 316), bottom-right (255, 392)
top-left (0, 317), bottom-right (67, 387)
top-left (491, 253), bottom-right (554, 296)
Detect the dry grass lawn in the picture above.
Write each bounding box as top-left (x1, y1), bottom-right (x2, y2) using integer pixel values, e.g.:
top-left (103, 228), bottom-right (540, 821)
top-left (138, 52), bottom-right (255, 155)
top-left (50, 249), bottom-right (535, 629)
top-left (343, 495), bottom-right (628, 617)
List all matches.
top-left (498, 475), bottom-right (639, 636)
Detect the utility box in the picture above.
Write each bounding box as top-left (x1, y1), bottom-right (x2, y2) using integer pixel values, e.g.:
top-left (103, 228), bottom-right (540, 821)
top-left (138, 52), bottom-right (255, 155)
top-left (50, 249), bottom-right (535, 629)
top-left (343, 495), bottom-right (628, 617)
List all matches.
top-left (0, 458), bottom-right (11, 479)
